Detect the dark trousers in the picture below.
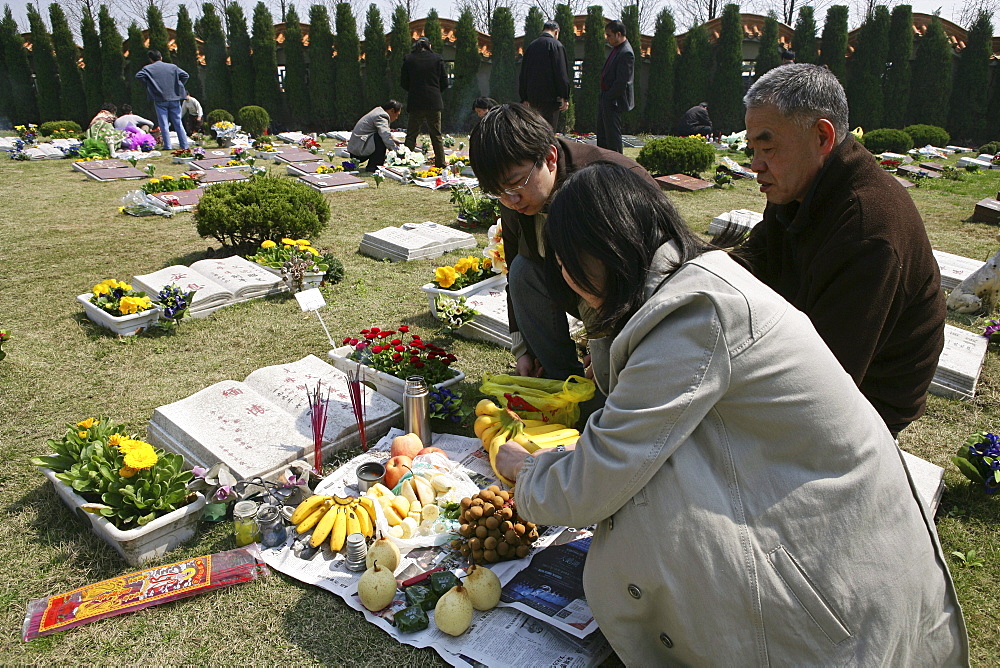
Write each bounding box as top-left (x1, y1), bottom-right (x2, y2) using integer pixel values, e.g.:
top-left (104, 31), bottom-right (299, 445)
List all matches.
top-left (356, 140), bottom-right (389, 172)
top-left (404, 109), bottom-right (446, 168)
top-left (183, 115), bottom-right (202, 137)
top-left (596, 94), bottom-right (624, 153)
top-left (529, 100), bottom-right (560, 130)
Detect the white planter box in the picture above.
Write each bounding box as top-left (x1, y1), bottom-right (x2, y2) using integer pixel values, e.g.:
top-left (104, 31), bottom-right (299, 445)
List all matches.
top-left (327, 345), bottom-right (465, 405)
top-left (40, 467), bottom-right (206, 566)
top-left (77, 293), bottom-right (161, 336)
top-left (421, 274), bottom-right (507, 318)
top-left (172, 156), bottom-right (196, 164)
top-left (254, 150), bottom-right (280, 159)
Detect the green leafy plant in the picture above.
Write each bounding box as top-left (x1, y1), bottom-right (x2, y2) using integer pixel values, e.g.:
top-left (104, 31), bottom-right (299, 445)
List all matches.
top-left (951, 549), bottom-right (985, 568)
top-left (637, 136), bottom-right (716, 176)
top-left (861, 128), bottom-right (913, 154)
top-left (205, 108), bottom-right (235, 129)
top-left (39, 120), bottom-right (82, 136)
top-left (953, 431), bottom-right (1000, 493)
top-left (247, 238), bottom-right (329, 273)
top-left (449, 185), bottom-right (500, 227)
top-left (903, 123), bottom-right (949, 148)
top-left (236, 105), bottom-right (271, 137)
top-left (88, 279), bottom-right (155, 317)
top-left (196, 176), bottom-right (330, 247)
top-left (30, 418), bottom-right (196, 529)
top-left (342, 325), bottom-right (459, 386)
top-left (0, 328), bottom-right (9, 361)
top-left (977, 140), bottom-right (1000, 155)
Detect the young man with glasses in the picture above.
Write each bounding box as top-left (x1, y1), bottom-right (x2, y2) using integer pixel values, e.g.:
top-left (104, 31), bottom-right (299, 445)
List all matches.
top-left (470, 104), bottom-right (657, 382)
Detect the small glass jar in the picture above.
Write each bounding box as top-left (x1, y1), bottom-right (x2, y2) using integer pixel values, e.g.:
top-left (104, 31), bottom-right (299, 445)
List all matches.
top-left (256, 504), bottom-right (287, 548)
top-left (233, 500), bottom-right (261, 547)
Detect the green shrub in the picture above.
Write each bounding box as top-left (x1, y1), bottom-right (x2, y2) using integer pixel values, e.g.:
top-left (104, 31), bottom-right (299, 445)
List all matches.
top-left (636, 136), bottom-right (716, 176)
top-left (205, 108), bottom-right (235, 129)
top-left (236, 105), bottom-right (271, 137)
top-left (978, 141), bottom-right (1000, 155)
top-left (861, 128), bottom-right (913, 154)
top-left (323, 255), bottom-right (345, 285)
top-left (195, 176), bottom-right (330, 247)
top-left (39, 120), bottom-right (82, 136)
top-left (903, 124), bottom-right (949, 147)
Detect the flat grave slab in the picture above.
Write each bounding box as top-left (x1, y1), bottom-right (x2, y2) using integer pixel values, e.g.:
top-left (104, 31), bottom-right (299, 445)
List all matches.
top-left (893, 175), bottom-right (916, 188)
top-left (273, 150), bottom-right (322, 164)
top-left (946, 145), bottom-right (974, 153)
top-left (919, 162), bottom-right (946, 172)
top-left (622, 135), bottom-right (645, 148)
top-left (298, 172), bottom-right (368, 193)
top-left (400, 221), bottom-right (476, 253)
top-left (933, 249), bottom-right (985, 291)
top-left (196, 170), bottom-right (250, 186)
top-left (72, 158), bottom-right (129, 171)
top-left (897, 164), bottom-right (940, 179)
top-left (972, 198), bottom-right (1000, 224)
top-left (957, 156), bottom-right (992, 169)
top-left (359, 225), bottom-right (452, 262)
top-left (73, 161), bottom-right (147, 181)
top-left (879, 151), bottom-right (912, 164)
top-left (930, 324), bottom-right (988, 401)
top-left (655, 174), bottom-right (714, 192)
top-left (191, 157), bottom-right (237, 170)
top-left (24, 144), bottom-right (65, 159)
top-left (148, 188), bottom-right (205, 213)
top-left (286, 160), bottom-right (339, 176)
top-left (709, 209), bottom-right (763, 236)
top-left (200, 149), bottom-right (232, 159)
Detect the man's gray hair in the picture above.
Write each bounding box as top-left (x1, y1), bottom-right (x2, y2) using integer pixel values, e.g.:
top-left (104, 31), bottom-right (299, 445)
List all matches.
top-left (744, 64), bottom-right (849, 142)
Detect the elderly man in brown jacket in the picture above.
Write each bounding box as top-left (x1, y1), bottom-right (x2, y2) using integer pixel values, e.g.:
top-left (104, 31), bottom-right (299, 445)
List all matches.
top-left (737, 64), bottom-right (945, 437)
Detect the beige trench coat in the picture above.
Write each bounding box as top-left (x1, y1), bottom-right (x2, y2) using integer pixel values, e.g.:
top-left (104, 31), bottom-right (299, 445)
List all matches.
top-left (515, 243), bottom-right (967, 665)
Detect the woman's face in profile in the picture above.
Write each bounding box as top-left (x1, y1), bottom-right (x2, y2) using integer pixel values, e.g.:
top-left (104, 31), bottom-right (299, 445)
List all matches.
top-left (559, 254), bottom-right (605, 310)
top-left (475, 107), bottom-right (489, 118)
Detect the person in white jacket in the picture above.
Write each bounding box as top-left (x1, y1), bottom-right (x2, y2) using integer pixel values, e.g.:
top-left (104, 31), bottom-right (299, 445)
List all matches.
top-left (496, 163), bottom-right (968, 665)
top-left (113, 105), bottom-right (154, 131)
top-left (181, 94), bottom-right (203, 136)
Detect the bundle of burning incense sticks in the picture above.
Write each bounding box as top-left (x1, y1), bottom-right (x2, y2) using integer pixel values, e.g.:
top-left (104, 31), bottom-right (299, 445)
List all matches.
top-left (348, 363), bottom-right (368, 452)
top-left (306, 382), bottom-right (330, 474)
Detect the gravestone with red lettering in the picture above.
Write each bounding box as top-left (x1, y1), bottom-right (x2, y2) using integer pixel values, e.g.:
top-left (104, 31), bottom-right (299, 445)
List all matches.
top-left (148, 189), bottom-right (204, 213)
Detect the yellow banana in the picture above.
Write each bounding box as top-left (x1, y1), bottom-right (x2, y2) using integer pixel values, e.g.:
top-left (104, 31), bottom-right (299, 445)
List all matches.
top-left (290, 494), bottom-right (331, 525)
top-left (488, 427), bottom-right (515, 488)
top-left (356, 496), bottom-right (377, 525)
top-left (480, 421), bottom-right (503, 450)
top-left (310, 505), bottom-right (340, 547)
top-left (476, 399), bottom-right (502, 417)
top-left (474, 415), bottom-right (497, 438)
top-left (521, 419), bottom-right (549, 428)
top-left (346, 508), bottom-right (362, 538)
top-left (329, 507), bottom-right (349, 551)
top-left (353, 501), bottom-right (374, 537)
top-left (296, 500), bottom-right (332, 533)
top-left (524, 428), bottom-right (579, 444)
top-left (523, 423), bottom-right (568, 436)
top-left (333, 494), bottom-right (355, 506)
top-left (512, 430), bottom-right (538, 453)
top-left (533, 434), bottom-right (580, 448)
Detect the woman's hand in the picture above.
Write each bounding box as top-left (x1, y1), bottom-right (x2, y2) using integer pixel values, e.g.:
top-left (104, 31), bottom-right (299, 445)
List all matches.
top-left (496, 441), bottom-right (532, 482)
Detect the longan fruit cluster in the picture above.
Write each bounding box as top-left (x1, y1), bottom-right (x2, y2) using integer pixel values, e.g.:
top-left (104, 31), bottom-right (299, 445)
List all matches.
top-left (450, 486), bottom-right (540, 564)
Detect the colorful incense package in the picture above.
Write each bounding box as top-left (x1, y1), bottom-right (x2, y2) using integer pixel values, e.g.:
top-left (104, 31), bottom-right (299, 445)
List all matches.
top-left (22, 546), bottom-right (268, 640)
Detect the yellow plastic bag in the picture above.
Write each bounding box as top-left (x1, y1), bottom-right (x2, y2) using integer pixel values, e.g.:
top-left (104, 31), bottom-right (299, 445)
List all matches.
top-left (851, 126), bottom-right (864, 140)
top-left (479, 373), bottom-right (595, 427)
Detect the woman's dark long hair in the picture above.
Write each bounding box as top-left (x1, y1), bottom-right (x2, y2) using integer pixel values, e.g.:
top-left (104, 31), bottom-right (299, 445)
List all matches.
top-left (544, 162), bottom-right (737, 335)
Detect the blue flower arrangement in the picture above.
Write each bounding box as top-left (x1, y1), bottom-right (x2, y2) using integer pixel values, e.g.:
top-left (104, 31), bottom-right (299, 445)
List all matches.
top-left (953, 432), bottom-right (1000, 494)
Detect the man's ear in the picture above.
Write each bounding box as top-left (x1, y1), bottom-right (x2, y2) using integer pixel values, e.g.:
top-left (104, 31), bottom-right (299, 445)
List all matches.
top-left (545, 144), bottom-right (558, 170)
top-left (816, 118), bottom-right (837, 155)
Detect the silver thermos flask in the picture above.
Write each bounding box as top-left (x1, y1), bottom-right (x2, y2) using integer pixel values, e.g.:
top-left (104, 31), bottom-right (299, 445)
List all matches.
top-left (403, 376), bottom-right (432, 447)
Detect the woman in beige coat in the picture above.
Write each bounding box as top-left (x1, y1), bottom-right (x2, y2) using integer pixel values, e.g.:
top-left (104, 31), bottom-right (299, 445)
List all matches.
top-left (496, 164), bottom-right (968, 665)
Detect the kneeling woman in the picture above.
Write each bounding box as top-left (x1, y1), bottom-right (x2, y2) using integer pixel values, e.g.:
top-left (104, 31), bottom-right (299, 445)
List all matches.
top-left (495, 163), bottom-right (967, 664)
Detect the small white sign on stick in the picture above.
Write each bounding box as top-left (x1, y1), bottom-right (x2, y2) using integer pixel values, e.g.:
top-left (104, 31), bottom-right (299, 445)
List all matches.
top-left (295, 288), bottom-right (326, 312)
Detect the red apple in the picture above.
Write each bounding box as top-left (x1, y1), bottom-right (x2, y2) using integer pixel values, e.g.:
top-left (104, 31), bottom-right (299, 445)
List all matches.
top-left (391, 433), bottom-right (424, 459)
top-left (384, 455), bottom-right (412, 489)
top-left (418, 446), bottom-right (447, 458)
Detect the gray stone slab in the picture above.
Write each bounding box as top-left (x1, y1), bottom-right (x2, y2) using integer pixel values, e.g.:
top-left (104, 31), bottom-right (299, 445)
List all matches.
top-left (929, 324), bottom-right (988, 401)
top-left (709, 209), bottom-right (762, 236)
top-left (933, 250), bottom-right (984, 291)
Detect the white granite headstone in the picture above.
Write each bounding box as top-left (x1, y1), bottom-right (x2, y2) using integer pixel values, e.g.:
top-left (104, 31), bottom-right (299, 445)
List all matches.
top-left (933, 250), bottom-right (985, 291)
top-left (930, 324), bottom-right (989, 400)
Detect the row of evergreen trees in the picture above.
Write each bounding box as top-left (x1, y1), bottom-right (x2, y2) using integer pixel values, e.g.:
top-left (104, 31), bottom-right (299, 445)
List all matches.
top-left (1, 3), bottom-right (998, 142)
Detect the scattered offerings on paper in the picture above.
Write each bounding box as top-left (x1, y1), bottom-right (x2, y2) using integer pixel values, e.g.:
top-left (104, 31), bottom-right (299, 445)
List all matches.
top-left (450, 486), bottom-right (540, 564)
top-left (289, 493), bottom-right (376, 550)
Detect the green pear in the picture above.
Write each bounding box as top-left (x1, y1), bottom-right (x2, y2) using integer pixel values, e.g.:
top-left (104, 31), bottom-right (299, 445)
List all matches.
top-left (434, 585), bottom-right (474, 636)
top-left (366, 536), bottom-right (401, 571)
top-left (358, 561), bottom-right (397, 612)
top-left (464, 564), bottom-right (501, 611)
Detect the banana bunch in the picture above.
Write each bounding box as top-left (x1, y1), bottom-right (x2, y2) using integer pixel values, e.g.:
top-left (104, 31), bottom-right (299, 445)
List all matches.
top-left (365, 475), bottom-right (453, 539)
top-left (289, 493), bottom-right (377, 550)
top-left (473, 400), bottom-right (580, 487)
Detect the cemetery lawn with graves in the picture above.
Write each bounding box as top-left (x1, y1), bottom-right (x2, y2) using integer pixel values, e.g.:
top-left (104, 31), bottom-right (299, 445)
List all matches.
top-left (0, 142), bottom-right (998, 664)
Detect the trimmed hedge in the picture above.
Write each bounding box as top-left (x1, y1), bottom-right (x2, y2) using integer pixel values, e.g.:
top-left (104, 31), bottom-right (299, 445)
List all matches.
top-left (195, 176), bottom-right (330, 247)
top-left (903, 124), bottom-right (949, 148)
top-left (637, 136), bottom-right (716, 176)
top-left (978, 141), bottom-right (1000, 155)
top-left (39, 120), bottom-right (82, 136)
top-left (861, 128), bottom-right (913, 154)
top-left (205, 108), bottom-right (235, 129)
top-left (236, 105), bottom-right (270, 137)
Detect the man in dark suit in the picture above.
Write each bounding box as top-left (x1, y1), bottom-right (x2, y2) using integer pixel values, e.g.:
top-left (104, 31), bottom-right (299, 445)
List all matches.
top-left (519, 21), bottom-right (570, 130)
top-left (596, 20), bottom-right (634, 153)
top-left (401, 37), bottom-right (449, 168)
top-left (676, 102), bottom-right (713, 136)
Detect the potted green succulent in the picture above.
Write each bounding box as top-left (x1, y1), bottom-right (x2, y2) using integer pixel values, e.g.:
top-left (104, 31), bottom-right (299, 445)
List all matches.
top-left (31, 417), bottom-right (206, 566)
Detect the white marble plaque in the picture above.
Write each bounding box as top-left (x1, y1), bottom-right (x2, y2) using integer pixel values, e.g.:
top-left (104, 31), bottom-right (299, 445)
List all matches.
top-left (930, 324), bottom-right (989, 400)
top-left (933, 250), bottom-right (984, 291)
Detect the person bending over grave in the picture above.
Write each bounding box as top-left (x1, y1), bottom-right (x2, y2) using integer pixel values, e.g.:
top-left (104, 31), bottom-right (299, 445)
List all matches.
top-left (89, 102), bottom-right (117, 129)
top-left (469, 103), bottom-right (657, 382)
top-left (114, 104), bottom-right (154, 131)
top-left (735, 64), bottom-right (945, 437)
top-left (347, 100), bottom-right (402, 172)
top-left (494, 163), bottom-right (968, 665)
top-left (675, 102), bottom-right (712, 137)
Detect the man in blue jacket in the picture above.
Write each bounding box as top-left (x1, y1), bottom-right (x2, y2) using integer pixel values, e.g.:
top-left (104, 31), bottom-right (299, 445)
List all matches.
top-left (596, 20), bottom-right (634, 153)
top-left (135, 50), bottom-right (190, 150)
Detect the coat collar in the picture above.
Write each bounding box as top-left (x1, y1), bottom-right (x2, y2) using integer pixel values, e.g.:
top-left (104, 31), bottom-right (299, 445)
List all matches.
top-left (644, 240), bottom-right (683, 300)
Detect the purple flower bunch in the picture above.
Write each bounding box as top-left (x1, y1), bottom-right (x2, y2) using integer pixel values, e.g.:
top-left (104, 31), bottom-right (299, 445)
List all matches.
top-left (953, 432), bottom-right (1000, 494)
top-left (429, 387), bottom-right (467, 423)
top-left (157, 284), bottom-right (196, 326)
top-left (982, 320), bottom-right (1000, 341)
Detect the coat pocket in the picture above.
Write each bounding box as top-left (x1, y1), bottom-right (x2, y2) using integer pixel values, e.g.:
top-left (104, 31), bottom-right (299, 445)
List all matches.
top-left (768, 546), bottom-right (852, 645)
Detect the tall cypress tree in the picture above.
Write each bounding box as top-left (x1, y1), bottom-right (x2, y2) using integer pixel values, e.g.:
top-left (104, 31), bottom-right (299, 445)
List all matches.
top-left (199, 3), bottom-right (231, 114)
top-left (99, 6), bottom-right (126, 108)
top-left (387, 5), bottom-right (409, 116)
top-left (308, 4), bottom-right (336, 129)
top-left (175, 5), bottom-right (203, 103)
top-left (252, 2), bottom-right (280, 116)
top-left (792, 6), bottom-right (817, 64)
top-left (27, 4), bottom-right (60, 122)
top-left (334, 2), bottom-right (363, 126)
top-left (0, 10), bottom-right (10, 123)
top-left (755, 11), bottom-right (781, 79)
top-left (81, 7), bottom-right (102, 112)
top-left (645, 8), bottom-right (675, 134)
top-left (226, 3), bottom-right (254, 111)
top-left (489, 6), bottom-right (516, 103)
top-left (674, 23), bottom-right (710, 121)
top-left (424, 8), bottom-right (443, 55)
top-left (908, 15), bottom-right (952, 127)
top-left (947, 11), bottom-right (992, 143)
top-left (523, 6), bottom-right (544, 52)
top-left (49, 3), bottom-right (86, 124)
top-left (882, 4), bottom-right (913, 129)
top-left (147, 5), bottom-right (171, 62)
top-left (554, 3), bottom-right (576, 130)
top-left (363, 4), bottom-right (388, 110)
top-left (621, 4), bottom-right (642, 132)
top-left (1, 7), bottom-right (38, 123)
top-left (818, 5), bottom-right (849, 82)
top-left (577, 5), bottom-right (604, 133)
top-left (846, 5), bottom-right (889, 130)
top-left (449, 7), bottom-right (480, 130)
top-left (283, 4), bottom-right (310, 126)
top-left (711, 3), bottom-right (743, 134)
top-left (125, 21), bottom-right (150, 116)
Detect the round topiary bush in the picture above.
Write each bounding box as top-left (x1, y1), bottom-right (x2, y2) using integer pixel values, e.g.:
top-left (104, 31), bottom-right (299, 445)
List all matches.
top-left (861, 128), bottom-right (913, 154)
top-left (39, 120), bottom-right (82, 136)
top-left (637, 136), bottom-right (716, 176)
top-left (903, 124), bottom-right (949, 148)
top-left (978, 141), bottom-right (1000, 155)
top-left (195, 176), bottom-right (330, 247)
top-left (205, 108), bottom-right (235, 130)
top-left (237, 105), bottom-right (271, 138)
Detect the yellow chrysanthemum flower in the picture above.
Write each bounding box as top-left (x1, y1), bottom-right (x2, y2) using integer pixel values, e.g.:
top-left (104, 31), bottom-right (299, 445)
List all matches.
top-left (108, 433), bottom-right (124, 447)
top-left (123, 443), bottom-right (158, 470)
top-left (148, 178), bottom-right (160, 184)
top-left (281, 238), bottom-right (296, 245)
top-left (435, 266), bottom-right (458, 288)
top-left (295, 239), bottom-right (311, 246)
top-left (77, 418), bottom-right (99, 429)
top-left (78, 430), bottom-right (88, 439)
top-left (119, 466), bottom-right (137, 478)
top-left (162, 174), bottom-right (174, 180)
top-left (118, 438), bottom-right (137, 454)
top-left (261, 240), bottom-right (277, 249)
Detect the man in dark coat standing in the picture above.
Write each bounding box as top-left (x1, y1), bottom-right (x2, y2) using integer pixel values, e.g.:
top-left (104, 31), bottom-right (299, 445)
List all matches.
top-left (596, 20), bottom-right (634, 153)
top-left (519, 21), bottom-right (570, 129)
top-left (676, 102), bottom-right (713, 136)
top-left (401, 37), bottom-right (449, 168)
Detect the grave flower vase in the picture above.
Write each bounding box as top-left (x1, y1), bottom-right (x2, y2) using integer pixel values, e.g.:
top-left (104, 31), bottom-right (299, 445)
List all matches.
top-left (77, 294), bottom-right (161, 336)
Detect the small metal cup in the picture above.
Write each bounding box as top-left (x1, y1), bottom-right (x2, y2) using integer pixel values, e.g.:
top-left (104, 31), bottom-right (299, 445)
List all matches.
top-left (356, 462), bottom-right (386, 494)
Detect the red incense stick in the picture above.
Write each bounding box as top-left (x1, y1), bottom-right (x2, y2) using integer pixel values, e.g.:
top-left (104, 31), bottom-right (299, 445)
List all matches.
top-left (348, 363), bottom-right (368, 452)
top-left (307, 382), bottom-right (330, 474)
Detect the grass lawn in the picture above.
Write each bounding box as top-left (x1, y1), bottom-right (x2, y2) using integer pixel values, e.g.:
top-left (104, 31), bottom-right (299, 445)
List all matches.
top-left (0, 141), bottom-right (997, 664)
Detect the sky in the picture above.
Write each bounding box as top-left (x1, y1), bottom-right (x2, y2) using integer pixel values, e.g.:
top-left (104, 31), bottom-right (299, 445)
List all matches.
top-left (1, 0), bottom-right (989, 38)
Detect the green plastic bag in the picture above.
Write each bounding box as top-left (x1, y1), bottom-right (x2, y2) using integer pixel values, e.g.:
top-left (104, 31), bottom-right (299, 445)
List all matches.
top-left (479, 373), bottom-right (595, 427)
